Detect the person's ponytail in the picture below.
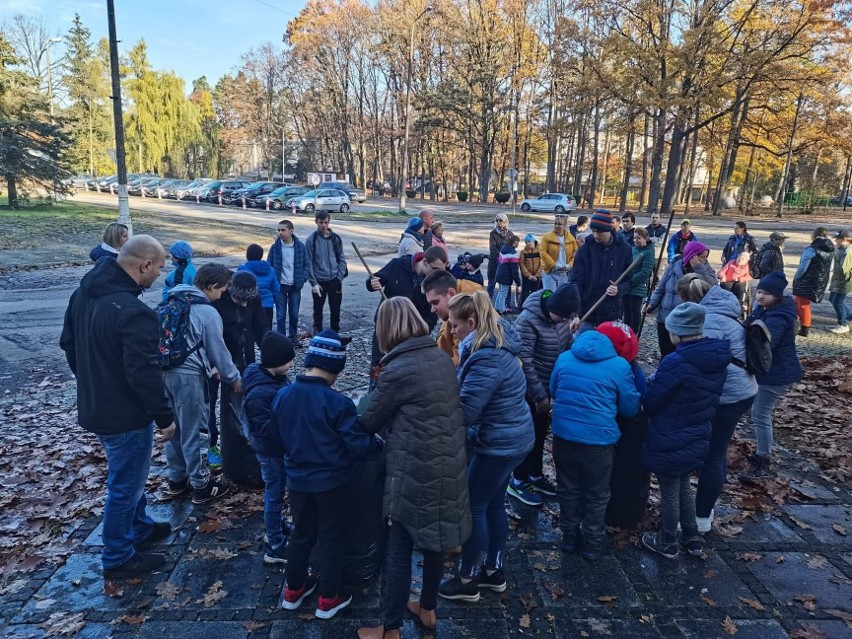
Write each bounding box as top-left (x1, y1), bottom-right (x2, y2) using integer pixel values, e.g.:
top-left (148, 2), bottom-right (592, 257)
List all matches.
top-left (471, 290), bottom-right (504, 352)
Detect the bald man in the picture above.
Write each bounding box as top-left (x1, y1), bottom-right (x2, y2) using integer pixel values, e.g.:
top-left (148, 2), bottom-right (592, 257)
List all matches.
top-left (419, 208), bottom-right (434, 250)
top-left (61, 234), bottom-right (177, 579)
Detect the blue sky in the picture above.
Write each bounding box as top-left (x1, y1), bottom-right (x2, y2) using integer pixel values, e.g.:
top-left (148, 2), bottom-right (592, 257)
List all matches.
top-left (0, 0), bottom-right (307, 87)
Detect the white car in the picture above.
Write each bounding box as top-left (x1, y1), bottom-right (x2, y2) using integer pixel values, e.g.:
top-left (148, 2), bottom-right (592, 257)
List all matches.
top-left (285, 188), bottom-right (351, 213)
top-left (519, 193), bottom-right (577, 213)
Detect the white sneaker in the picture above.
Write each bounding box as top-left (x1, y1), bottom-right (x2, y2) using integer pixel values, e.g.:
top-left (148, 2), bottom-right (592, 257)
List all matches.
top-left (829, 325), bottom-right (850, 334)
top-left (696, 510), bottom-right (714, 533)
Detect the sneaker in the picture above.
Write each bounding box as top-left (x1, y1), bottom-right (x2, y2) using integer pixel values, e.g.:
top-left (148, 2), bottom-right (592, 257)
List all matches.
top-left (136, 522), bottom-right (172, 550)
top-left (166, 478), bottom-right (190, 498)
top-left (263, 543), bottom-right (287, 565)
top-left (315, 592), bottom-right (352, 619)
top-left (560, 531), bottom-right (579, 554)
top-left (506, 481), bottom-right (544, 506)
top-left (527, 476), bottom-right (557, 497)
top-left (582, 540), bottom-right (604, 561)
top-left (208, 445), bottom-right (222, 471)
top-left (696, 510), bottom-right (714, 534)
top-left (103, 551), bottom-right (164, 579)
top-left (641, 532), bottom-right (679, 559)
top-left (740, 453), bottom-right (773, 481)
top-left (438, 576), bottom-right (481, 602)
top-left (798, 326), bottom-right (810, 337)
top-left (281, 574), bottom-right (317, 610)
top-left (683, 537), bottom-right (703, 557)
top-left (829, 324), bottom-right (850, 334)
top-left (192, 477), bottom-right (232, 505)
top-left (475, 569), bottom-right (506, 592)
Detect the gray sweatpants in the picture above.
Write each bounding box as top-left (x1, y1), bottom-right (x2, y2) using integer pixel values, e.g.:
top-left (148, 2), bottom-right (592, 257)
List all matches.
top-left (163, 371), bottom-right (211, 489)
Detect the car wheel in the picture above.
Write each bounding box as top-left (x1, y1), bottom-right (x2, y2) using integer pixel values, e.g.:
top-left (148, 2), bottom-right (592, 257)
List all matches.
top-left (305, 203), bottom-right (315, 214)
top-left (340, 203), bottom-right (350, 213)
top-left (272, 200), bottom-right (282, 210)
top-left (521, 203), bottom-right (531, 212)
top-left (555, 205), bottom-right (565, 214)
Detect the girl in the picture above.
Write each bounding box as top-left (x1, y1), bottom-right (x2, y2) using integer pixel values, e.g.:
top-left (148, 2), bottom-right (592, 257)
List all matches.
top-left (430, 221), bottom-right (448, 252)
top-left (717, 251), bottom-right (752, 307)
top-left (624, 228), bottom-right (655, 334)
top-left (438, 291), bottom-right (533, 601)
top-left (89, 222), bottom-right (128, 261)
top-left (792, 227), bottom-right (833, 337)
top-left (520, 233), bottom-right (542, 306)
top-left (161, 241), bottom-right (197, 302)
top-left (358, 297), bottom-right (470, 639)
top-left (741, 271), bottom-right (802, 479)
top-left (494, 236), bottom-right (521, 313)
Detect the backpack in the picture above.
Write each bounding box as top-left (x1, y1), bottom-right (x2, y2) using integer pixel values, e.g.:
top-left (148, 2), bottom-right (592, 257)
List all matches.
top-left (311, 232), bottom-right (348, 278)
top-left (732, 318), bottom-right (772, 376)
top-left (156, 290), bottom-right (210, 370)
top-left (748, 249), bottom-right (762, 279)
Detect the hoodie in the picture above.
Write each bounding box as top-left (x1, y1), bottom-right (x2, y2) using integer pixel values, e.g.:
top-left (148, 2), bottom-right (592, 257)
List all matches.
top-left (514, 290), bottom-right (573, 402)
top-left (642, 337), bottom-right (731, 475)
top-left (89, 243), bottom-right (118, 262)
top-left (60, 257), bottom-right (174, 435)
top-left (161, 259), bottom-right (197, 303)
top-left (243, 363), bottom-right (289, 457)
top-left (238, 260), bottom-right (281, 308)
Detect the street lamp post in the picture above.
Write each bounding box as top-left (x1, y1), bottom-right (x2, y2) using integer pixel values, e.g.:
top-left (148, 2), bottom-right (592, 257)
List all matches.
top-left (399, 6), bottom-right (432, 213)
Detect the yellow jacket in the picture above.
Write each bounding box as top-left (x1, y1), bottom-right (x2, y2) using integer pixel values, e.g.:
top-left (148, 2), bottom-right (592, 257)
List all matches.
top-left (436, 279), bottom-right (484, 365)
top-left (540, 231), bottom-right (578, 273)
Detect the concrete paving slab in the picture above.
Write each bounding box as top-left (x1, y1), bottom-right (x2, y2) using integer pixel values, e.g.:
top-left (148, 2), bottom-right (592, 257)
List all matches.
top-left (83, 501), bottom-right (194, 547)
top-left (746, 552), bottom-right (852, 612)
top-left (783, 504), bottom-right (852, 547)
top-left (675, 618), bottom-right (789, 639)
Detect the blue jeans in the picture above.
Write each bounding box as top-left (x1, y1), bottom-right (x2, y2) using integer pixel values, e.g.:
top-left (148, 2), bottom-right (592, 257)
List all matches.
top-left (695, 396), bottom-right (755, 517)
top-left (829, 292), bottom-right (848, 326)
top-left (542, 270), bottom-right (570, 291)
top-left (275, 284), bottom-right (302, 338)
top-left (493, 286), bottom-right (510, 312)
top-left (257, 454), bottom-right (287, 549)
top-left (98, 424), bottom-right (155, 569)
top-left (751, 384), bottom-right (789, 456)
top-left (457, 453), bottom-right (523, 579)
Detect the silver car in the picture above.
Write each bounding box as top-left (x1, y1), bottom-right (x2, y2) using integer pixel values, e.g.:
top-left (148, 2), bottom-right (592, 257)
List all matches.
top-left (519, 193), bottom-right (577, 213)
top-left (285, 189), bottom-right (351, 214)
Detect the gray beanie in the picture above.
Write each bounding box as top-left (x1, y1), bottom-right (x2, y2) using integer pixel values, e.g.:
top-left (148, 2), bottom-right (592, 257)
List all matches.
top-left (665, 302), bottom-right (706, 337)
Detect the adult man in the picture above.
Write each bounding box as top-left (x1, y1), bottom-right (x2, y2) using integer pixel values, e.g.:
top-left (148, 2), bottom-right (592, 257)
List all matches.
top-left (620, 213), bottom-right (636, 246)
top-left (667, 219), bottom-right (697, 261)
top-left (419, 208), bottom-right (435, 250)
top-left (757, 231), bottom-right (786, 277)
top-left (540, 216), bottom-right (578, 290)
top-left (421, 269), bottom-right (483, 365)
top-left (267, 219), bottom-right (310, 341)
top-left (60, 235), bottom-right (176, 579)
top-left (611, 215), bottom-right (623, 237)
top-left (488, 213), bottom-right (517, 296)
top-left (569, 210), bottom-right (633, 332)
top-left (721, 221), bottom-right (757, 265)
top-left (645, 212), bottom-right (667, 246)
top-left (306, 212), bottom-right (348, 335)
top-left (569, 215), bottom-right (588, 239)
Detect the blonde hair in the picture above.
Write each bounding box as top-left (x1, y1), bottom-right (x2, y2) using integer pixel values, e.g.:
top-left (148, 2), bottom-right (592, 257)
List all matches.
top-left (103, 223), bottom-right (128, 249)
top-left (447, 290), bottom-right (504, 352)
top-left (376, 296), bottom-right (429, 354)
top-left (677, 273), bottom-right (712, 303)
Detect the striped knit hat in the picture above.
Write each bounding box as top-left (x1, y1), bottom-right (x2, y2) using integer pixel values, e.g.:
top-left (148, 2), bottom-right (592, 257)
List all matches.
top-left (589, 210), bottom-right (613, 232)
top-left (304, 329), bottom-right (347, 374)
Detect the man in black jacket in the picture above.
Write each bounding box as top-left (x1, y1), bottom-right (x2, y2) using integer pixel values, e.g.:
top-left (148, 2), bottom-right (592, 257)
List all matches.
top-left (60, 235), bottom-right (176, 579)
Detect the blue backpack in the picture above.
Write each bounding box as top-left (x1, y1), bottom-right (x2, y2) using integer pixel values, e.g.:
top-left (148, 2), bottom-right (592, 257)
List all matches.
top-left (156, 290), bottom-right (209, 370)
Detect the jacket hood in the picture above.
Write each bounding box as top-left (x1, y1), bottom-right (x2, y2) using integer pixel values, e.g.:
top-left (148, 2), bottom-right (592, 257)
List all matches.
top-left (381, 334), bottom-right (437, 364)
top-left (675, 337), bottom-right (732, 372)
top-left (570, 330), bottom-right (618, 363)
top-left (243, 362), bottom-right (283, 396)
top-left (765, 295), bottom-right (799, 321)
top-left (521, 289), bottom-right (549, 322)
top-left (243, 260), bottom-right (273, 276)
top-left (812, 237), bottom-right (835, 253)
top-left (167, 283), bottom-right (208, 301)
top-left (700, 285), bottom-right (741, 320)
top-left (79, 256), bottom-right (143, 299)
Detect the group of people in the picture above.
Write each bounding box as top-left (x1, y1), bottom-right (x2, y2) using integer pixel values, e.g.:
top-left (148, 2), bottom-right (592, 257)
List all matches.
top-left (63, 206), bottom-right (844, 636)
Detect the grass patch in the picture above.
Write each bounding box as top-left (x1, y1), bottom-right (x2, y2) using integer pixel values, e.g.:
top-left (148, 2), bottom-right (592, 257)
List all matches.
top-left (0, 201), bottom-right (118, 251)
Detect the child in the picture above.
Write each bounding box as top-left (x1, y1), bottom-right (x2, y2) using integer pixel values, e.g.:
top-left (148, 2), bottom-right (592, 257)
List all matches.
top-left (244, 331), bottom-right (296, 565)
top-left (549, 322), bottom-right (641, 560)
top-left (275, 330), bottom-right (381, 619)
top-left (161, 241), bottom-right (196, 302)
top-left (431, 221), bottom-right (448, 252)
top-left (520, 233), bottom-right (543, 306)
top-left (718, 251), bottom-right (752, 306)
top-left (641, 303), bottom-right (731, 559)
top-left (162, 263), bottom-right (241, 504)
top-left (451, 252), bottom-right (487, 287)
top-left (828, 229), bottom-right (852, 333)
top-left (494, 236), bottom-right (521, 313)
top-left (239, 243), bottom-right (280, 337)
top-left (741, 271), bottom-right (802, 479)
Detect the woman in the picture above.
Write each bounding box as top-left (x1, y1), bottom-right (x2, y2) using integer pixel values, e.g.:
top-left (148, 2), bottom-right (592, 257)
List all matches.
top-left (89, 222), bottom-right (129, 261)
top-left (677, 274), bottom-right (757, 532)
top-left (623, 228), bottom-right (655, 334)
top-left (358, 297), bottom-right (471, 639)
top-left (792, 227), bottom-right (834, 337)
top-left (644, 241), bottom-right (717, 356)
top-left (438, 291), bottom-right (534, 601)
top-left (397, 217), bottom-right (425, 257)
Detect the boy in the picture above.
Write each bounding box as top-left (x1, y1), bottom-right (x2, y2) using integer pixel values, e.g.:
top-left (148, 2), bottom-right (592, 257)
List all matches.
top-left (549, 321), bottom-right (641, 559)
top-left (162, 263), bottom-right (241, 504)
top-left (244, 331), bottom-right (296, 564)
top-left (641, 303), bottom-right (731, 558)
top-left (520, 233), bottom-right (542, 306)
top-left (276, 330), bottom-right (380, 619)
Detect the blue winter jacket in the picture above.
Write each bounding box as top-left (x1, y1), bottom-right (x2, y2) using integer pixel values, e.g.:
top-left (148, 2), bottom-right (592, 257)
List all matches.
top-left (642, 337), bottom-right (731, 475)
top-left (648, 256), bottom-right (717, 321)
top-left (748, 296), bottom-right (802, 387)
top-left (267, 236), bottom-right (310, 289)
top-left (238, 260), bottom-right (281, 309)
top-left (457, 324), bottom-right (534, 458)
top-left (274, 374), bottom-right (380, 492)
top-left (550, 331), bottom-right (642, 446)
top-left (161, 260), bottom-right (197, 303)
top-left (243, 363), bottom-right (289, 458)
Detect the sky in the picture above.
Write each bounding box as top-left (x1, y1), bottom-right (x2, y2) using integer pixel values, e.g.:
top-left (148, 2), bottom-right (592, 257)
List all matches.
top-left (0, 0), bottom-right (307, 87)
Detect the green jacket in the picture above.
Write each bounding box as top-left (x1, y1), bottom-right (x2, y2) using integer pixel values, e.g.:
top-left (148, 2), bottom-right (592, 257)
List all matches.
top-left (629, 243), bottom-right (657, 298)
top-left (829, 246), bottom-right (852, 295)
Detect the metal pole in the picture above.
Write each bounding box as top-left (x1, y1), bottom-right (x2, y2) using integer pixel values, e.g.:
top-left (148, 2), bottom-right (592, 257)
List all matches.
top-left (281, 128), bottom-right (285, 183)
top-left (106, 0), bottom-right (131, 233)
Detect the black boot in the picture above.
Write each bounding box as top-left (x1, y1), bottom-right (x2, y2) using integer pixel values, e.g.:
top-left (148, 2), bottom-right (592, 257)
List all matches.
top-left (740, 453), bottom-right (773, 481)
top-left (798, 326), bottom-right (809, 337)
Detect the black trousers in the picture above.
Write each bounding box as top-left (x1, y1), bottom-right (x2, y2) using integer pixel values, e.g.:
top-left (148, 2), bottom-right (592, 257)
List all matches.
top-left (514, 397), bottom-right (550, 481)
top-left (312, 279), bottom-right (342, 332)
top-left (521, 278), bottom-right (542, 307)
top-left (656, 321), bottom-right (676, 358)
top-left (244, 307), bottom-right (274, 364)
top-left (623, 295), bottom-right (644, 335)
top-left (286, 483), bottom-right (350, 599)
top-left (553, 438), bottom-right (614, 547)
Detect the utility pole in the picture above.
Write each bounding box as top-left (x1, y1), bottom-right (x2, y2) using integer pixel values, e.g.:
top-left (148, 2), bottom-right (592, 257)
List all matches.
top-left (45, 38), bottom-right (61, 118)
top-left (106, 0), bottom-right (131, 233)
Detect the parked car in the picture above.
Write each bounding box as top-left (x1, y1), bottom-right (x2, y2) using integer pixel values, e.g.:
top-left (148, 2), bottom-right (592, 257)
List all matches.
top-left (181, 179), bottom-right (214, 200)
top-left (227, 181), bottom-right (283, 205)
top-left (129, 177), bottom-right (162, 196)
top-left (519, 192), bottom-right (577, 213)
top-left (67, 174), bottom-right (93, 190)
top-left (318, 181), bottom-right (366, 203)
top-left (88, 175), bottom-right (117, 191)
top-left (253, 185), bottom-right (309, 210)
top-left (285, 188), bottom-right (350, 214)
top-left (830, 193), bottom-right (852, 207)
top-left (207, 180), bottom-right (250, 203)
top-left (162, 180), bottom-right (192, 198)
top-left (143, 178), bottom-right (179, 197)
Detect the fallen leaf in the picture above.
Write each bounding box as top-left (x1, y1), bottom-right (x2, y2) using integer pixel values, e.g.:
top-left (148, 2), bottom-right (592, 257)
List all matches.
top-left (587, 619), bottom-right (612, 635)
top-left (596, 594), bottom-right (617, 607)
top-left (111, 614), bottom-right (145, 626)
top-left (700, 594), bottom-right (717, 607)
top-left (736, 552), bottom-right (762, 562)
top-left (806, 556), bottom-right (829, 570)
top-left (704, 569), bottom-right (718, 578)
top-left (102, 580), bottom-right (124, 598)
top-left (155, 581), bottom-right (181, 601)
top-left (243, 620), bottom-right (267, 631)
top-left (793, 594), bottom-right (817, 611)
top-left (197, 580), bottom-right (227, 607)
top-left (519, 593), bottom-right (537, 613)
top-left (832, 523), bottom-right (847, 536)
top-left (39, 612), bottom-right (86, 637)
top-left (824, 609), bottom-right (852, 626)
top-left (519, 614), bottom-right (531, 628)
top-left (830, 574), bottom-right (852, 586)
top-left (789, 625), bottom-right (827, 639)
top-left (542, 578), bottom-right (564, 601)
top-left (776, 555), bottom-right (786, 563)
top-left (738, 596), bottom-right (765, 611)
top-left (721, 616), bottom-right (738, 635)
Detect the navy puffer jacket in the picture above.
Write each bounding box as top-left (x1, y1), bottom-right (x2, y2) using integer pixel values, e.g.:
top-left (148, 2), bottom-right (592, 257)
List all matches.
top-left (748, 296), bottom-right (802, 387)
top-left (642, 337), bottom-right (731, 475)
top-left (514, 290), bottom-right (573, 403)
top-left (243, 363), bottom-right (289, 457)
top-left (458, 323), bottom-right (535, 459)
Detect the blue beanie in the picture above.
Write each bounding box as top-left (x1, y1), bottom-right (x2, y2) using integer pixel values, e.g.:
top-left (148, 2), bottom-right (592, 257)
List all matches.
top-left (304, 329), bottom-right (347, 374)
top-left (757, 270), bottom-right (787, 298)
top-left (665, 302), bottom-right (706, 337)
top-left (169, 240), bottom-right (193, 261)
top-left (406, 217), bottom-right (424, 233)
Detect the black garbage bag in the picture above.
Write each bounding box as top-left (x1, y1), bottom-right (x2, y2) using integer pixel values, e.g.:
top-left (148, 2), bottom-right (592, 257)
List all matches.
top-left (605, 411), bottom-right (651, 528)
top-left (341, 455), bottom-right (388, 587)
top-left (220, 384), bottom-right (262, 488)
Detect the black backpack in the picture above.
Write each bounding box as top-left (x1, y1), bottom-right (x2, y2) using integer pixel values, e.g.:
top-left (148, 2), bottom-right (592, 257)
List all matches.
top-left (732, 318), bottom-right (772, 376)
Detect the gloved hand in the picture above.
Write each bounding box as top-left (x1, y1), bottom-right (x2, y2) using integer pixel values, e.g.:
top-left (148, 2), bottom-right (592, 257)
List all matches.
top-left (312, 284), bottom-right (322, 296)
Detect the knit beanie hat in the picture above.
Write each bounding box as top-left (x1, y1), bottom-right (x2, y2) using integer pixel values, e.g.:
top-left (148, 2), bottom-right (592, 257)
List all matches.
top-left (230, 271), bottom-right (258, 301)
top-left (757, 270), bottom-right (787, 298)
top-left (468, 253), bottom-right (486, 269)
top-left (596, 321), bottom-right (639, 362)
top-left (545, 283), bottom-right (580, 319)
top-left (682, 241), bottom-right (709, 265)
top-left (589, 210), bottom-right (613, 232)
top-left (260, 331), bottom-right (295, 368)
top-left (304, 329), bottom-right (347, 374)
top-left (246, 243), bottom-right (264, 261)
top-left (524, 233), bottom-right (536, 243)
top-left (665, 302), bottom-right (706, 337)
top-left (406, 217), bottom-right (424, 233)
top-left (169, 240), bottom-right (193, 261)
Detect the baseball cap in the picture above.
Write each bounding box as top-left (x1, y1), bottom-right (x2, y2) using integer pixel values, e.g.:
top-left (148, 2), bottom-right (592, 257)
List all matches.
top-left (769, 231), bottom-right (788, 242)
top-left (836, 230), bottom-right (852, 240)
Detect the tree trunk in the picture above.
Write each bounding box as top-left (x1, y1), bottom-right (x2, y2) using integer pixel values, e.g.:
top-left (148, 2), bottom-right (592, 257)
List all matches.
top-left (5, 173), bottom-right (18, 208)
top-left (599, 109), bottom-right (612, 204)
top-left (842, 155), bottom-right (851, 213)
top-left (545, 78), bottom-right (558, 192)
top-left (775, 89), bottom-right (805, 217)
top-left (683, 121), bottom-right (700, 215)
top-left (638, 110), bottom-right (650, 212)
top-left (659, 113), bottom-right (688, 216)
top-left (619, 113), bottom-right (636, 212)
top-left (588, 102), bottom-right (602, 210)
top-left (572, 110), bottom-right (587, 196)
top-left (647, 108), bottom-right (666, 214)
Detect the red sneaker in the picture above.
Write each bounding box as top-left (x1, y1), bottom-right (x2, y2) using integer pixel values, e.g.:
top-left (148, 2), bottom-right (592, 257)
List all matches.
top-left (281, 574), bottom-right (317, 610)
top-left (315, 591), bottom-right (352, 619)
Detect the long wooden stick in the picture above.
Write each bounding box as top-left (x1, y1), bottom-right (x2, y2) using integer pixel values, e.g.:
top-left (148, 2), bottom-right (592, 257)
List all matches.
top-left (580, 254), bottom-right (644, 324)
top-left (351, 241), bottom-right (387, 300)
top-left (637, 208), bottom-right (677, 340)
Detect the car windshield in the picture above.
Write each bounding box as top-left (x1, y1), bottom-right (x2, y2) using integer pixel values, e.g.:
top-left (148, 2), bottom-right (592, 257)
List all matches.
top-left (268, 186), bottom-right (290, 196)
top-left (301, 189), bottom-right (320, 198)
top-left (207, 181), bottom-right (223, 188)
